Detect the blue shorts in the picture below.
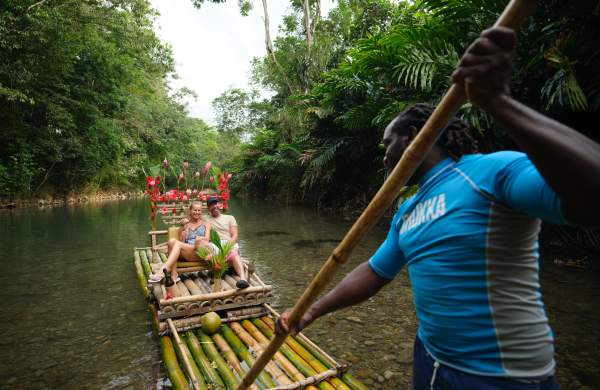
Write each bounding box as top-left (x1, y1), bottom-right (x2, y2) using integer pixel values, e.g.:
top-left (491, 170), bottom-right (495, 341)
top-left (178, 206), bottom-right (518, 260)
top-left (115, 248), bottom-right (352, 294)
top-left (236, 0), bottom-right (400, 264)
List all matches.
top-left (412, 336), bottom-right (561, 390)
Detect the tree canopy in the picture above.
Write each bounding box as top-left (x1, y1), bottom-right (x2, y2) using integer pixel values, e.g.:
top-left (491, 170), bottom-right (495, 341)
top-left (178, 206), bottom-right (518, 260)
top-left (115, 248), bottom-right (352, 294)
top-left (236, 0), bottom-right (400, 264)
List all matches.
top-left (0, 0), bottom-right (233, 198)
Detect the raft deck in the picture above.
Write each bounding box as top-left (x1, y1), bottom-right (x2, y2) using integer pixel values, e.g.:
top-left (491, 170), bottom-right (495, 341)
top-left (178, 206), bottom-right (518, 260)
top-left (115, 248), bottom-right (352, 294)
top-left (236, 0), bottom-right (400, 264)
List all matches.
top-left (134, 246), bottom-right (369, 390)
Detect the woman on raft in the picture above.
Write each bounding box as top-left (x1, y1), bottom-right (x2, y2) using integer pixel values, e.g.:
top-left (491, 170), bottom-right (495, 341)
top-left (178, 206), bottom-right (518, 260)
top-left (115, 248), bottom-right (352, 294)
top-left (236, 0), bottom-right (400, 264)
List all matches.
top-left (149, 201), bottom-right (212, 284)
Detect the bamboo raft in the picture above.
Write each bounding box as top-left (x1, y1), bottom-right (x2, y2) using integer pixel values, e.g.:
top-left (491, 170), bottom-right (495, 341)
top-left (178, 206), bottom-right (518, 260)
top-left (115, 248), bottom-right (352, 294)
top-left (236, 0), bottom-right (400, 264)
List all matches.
top-left (133, 209), bottom-right (368, 389)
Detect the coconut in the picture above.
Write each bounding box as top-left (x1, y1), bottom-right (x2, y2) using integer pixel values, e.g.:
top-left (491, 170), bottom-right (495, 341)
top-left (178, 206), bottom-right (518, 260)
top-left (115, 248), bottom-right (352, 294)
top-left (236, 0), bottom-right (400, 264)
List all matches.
top-left (201, 312), bottom-right (222, 334)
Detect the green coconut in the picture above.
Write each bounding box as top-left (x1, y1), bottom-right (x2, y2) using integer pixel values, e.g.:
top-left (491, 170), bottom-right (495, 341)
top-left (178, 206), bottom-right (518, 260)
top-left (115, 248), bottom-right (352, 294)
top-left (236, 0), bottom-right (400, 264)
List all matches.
top-left (201, 312), bottom-right (221, 334)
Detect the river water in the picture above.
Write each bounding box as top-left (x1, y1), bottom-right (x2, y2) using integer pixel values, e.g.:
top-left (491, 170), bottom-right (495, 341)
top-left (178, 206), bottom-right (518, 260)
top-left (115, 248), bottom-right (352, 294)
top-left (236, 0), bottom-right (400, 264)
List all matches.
top-left (0, 199), bottom-right (598, 389)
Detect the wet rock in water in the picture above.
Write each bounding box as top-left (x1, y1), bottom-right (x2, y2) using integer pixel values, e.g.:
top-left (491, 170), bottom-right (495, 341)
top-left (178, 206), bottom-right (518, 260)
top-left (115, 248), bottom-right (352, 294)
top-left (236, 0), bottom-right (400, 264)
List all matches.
top-left (397, 348), bottom-right (413, 364)
top-left (255, 231), bottom-right (291, 237)
top-left (377, 375), bottom-right (385, 383)
top-left (345, 316), bottom-right (363, 324)
top-left (342, 351), bottom-right (360, 364)
top-left (384, 370), bottom-right (394, 380)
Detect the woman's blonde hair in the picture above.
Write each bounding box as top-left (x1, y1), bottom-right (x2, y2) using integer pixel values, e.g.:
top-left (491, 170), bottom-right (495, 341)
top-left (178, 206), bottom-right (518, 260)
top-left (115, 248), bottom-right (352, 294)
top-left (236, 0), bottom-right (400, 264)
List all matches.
top-left (189, 201), bottom-right (203, 210)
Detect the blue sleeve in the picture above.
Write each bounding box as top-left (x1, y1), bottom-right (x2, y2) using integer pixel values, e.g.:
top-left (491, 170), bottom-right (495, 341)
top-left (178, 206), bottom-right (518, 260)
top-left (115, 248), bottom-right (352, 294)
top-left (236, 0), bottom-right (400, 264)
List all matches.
top-left (487, 152), bottom-right (567, 225)
top-left (368, 211), bottom-right (407, 279)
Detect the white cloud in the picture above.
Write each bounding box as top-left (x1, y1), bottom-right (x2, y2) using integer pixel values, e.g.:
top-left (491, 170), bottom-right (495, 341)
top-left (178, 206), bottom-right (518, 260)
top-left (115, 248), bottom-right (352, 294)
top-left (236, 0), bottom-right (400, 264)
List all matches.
top-left (150, 0), bottom-right (336, 125)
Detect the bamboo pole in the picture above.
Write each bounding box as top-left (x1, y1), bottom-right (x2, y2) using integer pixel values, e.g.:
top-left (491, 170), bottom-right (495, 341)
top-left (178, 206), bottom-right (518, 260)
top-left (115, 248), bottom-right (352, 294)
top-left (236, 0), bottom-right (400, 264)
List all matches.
top-left (138, 249), bottom-right (152, 277)
top-left (270, 369), bottom-right (340, 390)
top-left (149, 304), bottom-right (161, 337)
top-left (229, 322), bottom-right (293, 386)
top-left (197, 332), bottom-right (240, 390)
top-left (183, 277), bottom-right (203, 296)
top-left (251, 318), bottom-right (337, 390)
top-left (220, 325), bottom-right (278, 389)
top-left (240, 320), bottom-right (306, 383)
top-left (161, 336), bottom-right (191, 390)
top-left (160, 285), bottom-right (272, 306)
top-left (237, 1), bottom-right (537, 388)
top-left (262, 314), bottom-right (367, 390)
top-left (185, 332), bottom-right (227, 389)
top-left (212, 333), bottom-right (261, 390)
top-left (213, 333), bottom-right (246, 377)
top-left (178, 261), bottom-right (206, 268)
top-left (167, 319), bottom-right (207, 390)
top-left (134, 251), bottom-right (150, 297)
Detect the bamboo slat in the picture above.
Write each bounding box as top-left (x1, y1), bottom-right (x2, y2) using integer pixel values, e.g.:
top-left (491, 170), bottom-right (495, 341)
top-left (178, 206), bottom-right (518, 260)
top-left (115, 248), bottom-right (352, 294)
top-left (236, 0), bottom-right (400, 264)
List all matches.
top-left (240, 320), bottom-right (305, 383)
top-left (251, 319), bottom-right (335, 390)
top-left (183, 278), bottom-right (203, 296)
top-left (229, 322), bottom-right (293, 386)
top-left (161, 336), bottom-right (191, 390)
top-left (185, 332), bottom-right (226, 389)
top-left (168, 319), bottom-right (207, 390)
top-left (197, 331), bottom-right (239, 390)
top-left (160, 285), bottom-right (272, 306)
top-left (221, 325), bottom-right (278, 389)
top-left (138, 250), bottom-right (152, 277)
top-left (134, 251), bottom-right (150, 297)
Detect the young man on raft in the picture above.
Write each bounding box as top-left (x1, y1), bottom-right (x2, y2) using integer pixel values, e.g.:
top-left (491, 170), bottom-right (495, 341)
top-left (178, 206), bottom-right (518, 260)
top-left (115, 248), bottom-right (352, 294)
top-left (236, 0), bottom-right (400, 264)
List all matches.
top-left (278, 26), bottom-right (600, 389)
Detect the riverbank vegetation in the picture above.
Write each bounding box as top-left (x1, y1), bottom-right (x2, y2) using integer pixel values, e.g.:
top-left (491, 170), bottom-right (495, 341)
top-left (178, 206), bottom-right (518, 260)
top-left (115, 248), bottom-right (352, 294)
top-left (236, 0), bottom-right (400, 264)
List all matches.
top-left (216, 0), bottom-right (599, 212)
top-left (2, 1), bottom-right (599, 249)
top-left (0, 0), bottom-right (235, 199)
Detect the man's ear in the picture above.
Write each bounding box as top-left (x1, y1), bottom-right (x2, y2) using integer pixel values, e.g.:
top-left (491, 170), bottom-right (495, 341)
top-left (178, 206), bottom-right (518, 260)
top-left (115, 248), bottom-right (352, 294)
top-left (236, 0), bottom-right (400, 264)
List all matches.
top-left (401, 125), bottom-right (419, 148)
top-left (407, 125), bottom-right (418, 140)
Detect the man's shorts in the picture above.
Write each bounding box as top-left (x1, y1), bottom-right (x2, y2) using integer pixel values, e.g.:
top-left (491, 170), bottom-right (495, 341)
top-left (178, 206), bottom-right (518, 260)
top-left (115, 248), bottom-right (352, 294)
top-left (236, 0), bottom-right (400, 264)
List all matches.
top-left (209, 241), bottom-right (240, 264)
top-left (412, 336), bottom-right (560, 390)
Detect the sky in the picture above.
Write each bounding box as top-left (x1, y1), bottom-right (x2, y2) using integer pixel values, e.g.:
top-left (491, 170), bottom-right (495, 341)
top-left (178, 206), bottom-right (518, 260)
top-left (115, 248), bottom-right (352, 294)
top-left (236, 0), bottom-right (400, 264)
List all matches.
top-left (149, 0), bottom-right (335, 125)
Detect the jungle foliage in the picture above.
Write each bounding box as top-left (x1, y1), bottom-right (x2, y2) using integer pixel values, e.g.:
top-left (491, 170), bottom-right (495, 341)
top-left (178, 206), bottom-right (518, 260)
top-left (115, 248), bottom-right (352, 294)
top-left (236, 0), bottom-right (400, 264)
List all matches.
top-left (222, 0), bottom-right (600, 210)
top-left (0, 0), bottom-right (232, 198)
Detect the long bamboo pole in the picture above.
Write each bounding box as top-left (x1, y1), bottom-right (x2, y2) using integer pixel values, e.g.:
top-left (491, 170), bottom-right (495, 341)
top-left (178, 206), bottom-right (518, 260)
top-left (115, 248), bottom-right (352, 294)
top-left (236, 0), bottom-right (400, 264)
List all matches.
top-left (237, 1), bottom-right (538, 388)
top-left (197, 331), bottom-right (240, 390)
top-left (167, 319), bottom-right (207, 390)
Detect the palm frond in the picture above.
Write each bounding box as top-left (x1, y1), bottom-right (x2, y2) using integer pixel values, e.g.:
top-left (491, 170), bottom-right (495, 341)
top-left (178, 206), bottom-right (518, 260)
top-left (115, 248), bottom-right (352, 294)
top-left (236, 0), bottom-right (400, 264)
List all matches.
top-left (393, 39), bottom-right (458, 92)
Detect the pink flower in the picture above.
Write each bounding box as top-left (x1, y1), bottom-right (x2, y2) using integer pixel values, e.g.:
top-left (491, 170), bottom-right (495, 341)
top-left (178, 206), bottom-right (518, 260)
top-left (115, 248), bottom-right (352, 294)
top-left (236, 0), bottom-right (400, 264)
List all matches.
top-left (192, 189), bottom-right (198, 195)
top-left (162, 158), bottom-right (168, 167)
top-left (149, 179), bottom-right (156, 187)
top-left (182, 195), bottom-right (189, 202)
top-left (160, 207), bottom-right (168, 215)
top-left (209, 176), bottom-right (214, 184)
top-left (195, 171), bottom-right (200, 178)
top-left (203, 161), bottom-right (212, 176)
top-left (186, 189), bottom-right (192, 196)
top-left (178, 172), bottom-right (184, 181)
top-left (183, 160), bottom-right (190, 170)
top-left (226, 173), bottom-right (232, 180)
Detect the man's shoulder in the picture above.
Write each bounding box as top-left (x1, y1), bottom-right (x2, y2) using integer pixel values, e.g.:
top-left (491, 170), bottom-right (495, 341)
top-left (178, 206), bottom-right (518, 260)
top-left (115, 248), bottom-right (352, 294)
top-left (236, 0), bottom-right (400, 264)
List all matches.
top-left (218, 214), bottom-right (237, 224)
top-left (457, 151), bottom-right (529, 177)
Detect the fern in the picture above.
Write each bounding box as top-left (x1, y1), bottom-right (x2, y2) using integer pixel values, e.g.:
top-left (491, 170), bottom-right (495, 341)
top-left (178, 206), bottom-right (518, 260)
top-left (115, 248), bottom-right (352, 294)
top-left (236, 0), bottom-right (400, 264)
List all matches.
top-left (394, 39), bottom-right (459, 92)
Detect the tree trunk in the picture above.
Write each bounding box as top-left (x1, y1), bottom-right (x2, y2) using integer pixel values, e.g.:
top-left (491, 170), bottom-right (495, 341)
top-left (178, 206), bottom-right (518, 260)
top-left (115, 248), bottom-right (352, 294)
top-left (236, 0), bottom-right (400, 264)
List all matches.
top-left (303, 0), bottom-right (313, 48)
top-left (261, 0), bottom-right (294, 94)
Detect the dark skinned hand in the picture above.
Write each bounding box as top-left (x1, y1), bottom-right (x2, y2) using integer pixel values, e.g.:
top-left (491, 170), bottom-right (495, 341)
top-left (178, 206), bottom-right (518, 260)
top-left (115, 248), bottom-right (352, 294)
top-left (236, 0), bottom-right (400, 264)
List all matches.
top-left (275, 308), bottom-right (316, 336)
top-left (451, 27), bottom-right (516, 110)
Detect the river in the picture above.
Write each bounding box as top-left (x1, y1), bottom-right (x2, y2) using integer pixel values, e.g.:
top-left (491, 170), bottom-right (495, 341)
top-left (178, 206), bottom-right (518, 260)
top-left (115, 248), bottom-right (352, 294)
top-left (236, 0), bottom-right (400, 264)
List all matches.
top-left (0, 199), bottom-right (598, 389)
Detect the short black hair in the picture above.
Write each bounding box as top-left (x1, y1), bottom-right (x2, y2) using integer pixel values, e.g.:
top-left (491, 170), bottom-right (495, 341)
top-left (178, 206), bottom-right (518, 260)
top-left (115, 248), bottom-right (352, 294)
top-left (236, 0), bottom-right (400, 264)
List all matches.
top-left (207, 196), bottom-right (219, 205)
top-left (393, 103), bottom-right (478, 160)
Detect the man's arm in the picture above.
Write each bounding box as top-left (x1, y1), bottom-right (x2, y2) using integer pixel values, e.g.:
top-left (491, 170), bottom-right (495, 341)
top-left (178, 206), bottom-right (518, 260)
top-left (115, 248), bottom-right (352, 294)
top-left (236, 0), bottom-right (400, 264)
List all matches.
top-left (452, 27), bottom-right (600, 226)
top-left (277, 262), bottom-right (391, 334)
top-left (228, 224), bottom-right (238, 245)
